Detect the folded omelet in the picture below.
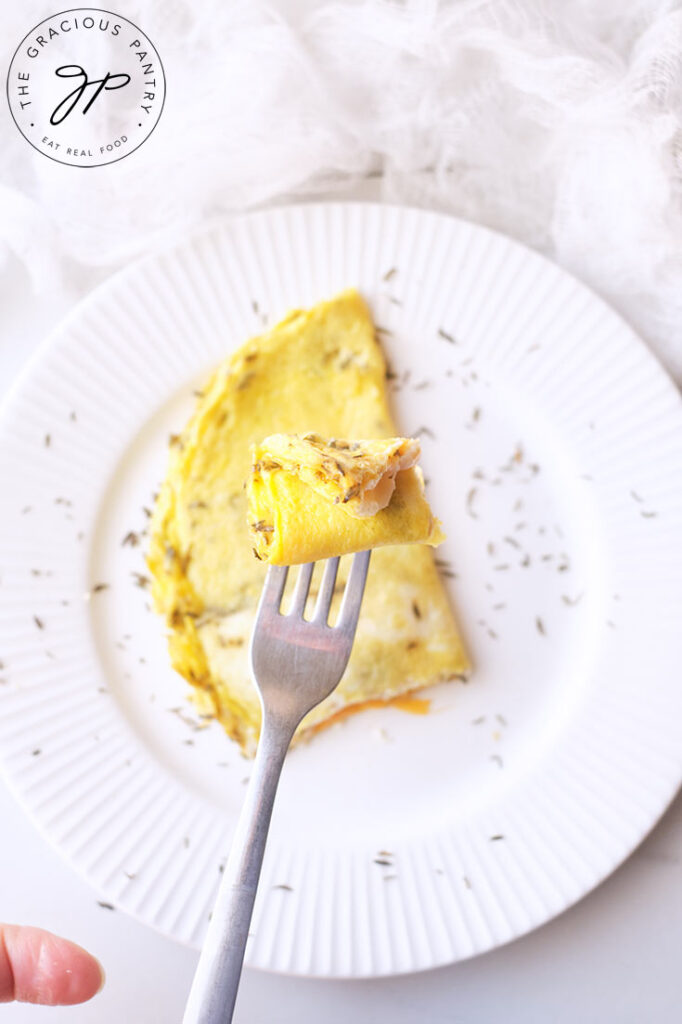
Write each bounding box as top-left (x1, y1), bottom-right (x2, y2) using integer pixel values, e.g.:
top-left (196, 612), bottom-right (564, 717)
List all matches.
top-left (247, 433), bottom-right (443, 564)
top-left (148, 289), bottom-right (469, 755)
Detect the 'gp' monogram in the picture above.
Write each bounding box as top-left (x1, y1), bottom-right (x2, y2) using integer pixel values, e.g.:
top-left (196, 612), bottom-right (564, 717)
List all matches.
top-left (49, 64), bottom-right (131, 125)
top-left (7, 8), bottom-right (165, 166)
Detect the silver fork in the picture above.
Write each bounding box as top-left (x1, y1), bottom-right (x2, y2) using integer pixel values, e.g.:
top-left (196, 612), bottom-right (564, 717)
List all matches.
top-left (182, 550), bottom-right (371, 1024)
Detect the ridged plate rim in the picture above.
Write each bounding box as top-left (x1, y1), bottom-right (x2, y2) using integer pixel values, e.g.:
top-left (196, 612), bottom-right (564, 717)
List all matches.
top-left (0, 202), bottom-right (681, 978)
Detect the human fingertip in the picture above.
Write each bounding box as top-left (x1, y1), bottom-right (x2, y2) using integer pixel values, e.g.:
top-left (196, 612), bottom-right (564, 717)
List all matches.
top-left (1, 925), bottom-right (106, 1005)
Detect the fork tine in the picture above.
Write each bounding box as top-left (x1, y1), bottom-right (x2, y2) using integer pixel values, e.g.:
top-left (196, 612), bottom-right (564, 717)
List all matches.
top-left (260, 565), bottom-right (288, 613)
top-left (336, 550), bottom-right (371, 633)
top-left (288, 562), bottom-right (314, 617)
top-left (312, 557), bottom-right (340, 624)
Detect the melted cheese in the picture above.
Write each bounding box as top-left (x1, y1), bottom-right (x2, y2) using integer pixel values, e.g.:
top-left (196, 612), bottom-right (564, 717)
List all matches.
top-left (252, 433), bottom-right (420, 517)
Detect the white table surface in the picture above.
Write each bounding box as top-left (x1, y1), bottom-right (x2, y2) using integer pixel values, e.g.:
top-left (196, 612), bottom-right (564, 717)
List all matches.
top-left (2, 233), bottom-right (682, 1024)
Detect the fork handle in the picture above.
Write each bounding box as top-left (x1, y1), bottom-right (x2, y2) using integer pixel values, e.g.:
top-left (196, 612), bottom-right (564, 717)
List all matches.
top-left (182, 714), bottom-right (296, 1024)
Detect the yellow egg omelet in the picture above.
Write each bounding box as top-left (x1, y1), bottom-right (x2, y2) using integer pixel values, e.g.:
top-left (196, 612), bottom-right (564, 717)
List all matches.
top-left (148, 289), bottom-right (470, 756)
top-left (247, 433), bottom-right (443, 564)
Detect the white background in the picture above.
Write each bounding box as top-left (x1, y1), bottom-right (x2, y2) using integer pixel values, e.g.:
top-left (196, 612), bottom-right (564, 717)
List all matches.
top-left (3, 0), bottom-right (682, 1010)
top-left (1, 222), bottom-right (682, 1022)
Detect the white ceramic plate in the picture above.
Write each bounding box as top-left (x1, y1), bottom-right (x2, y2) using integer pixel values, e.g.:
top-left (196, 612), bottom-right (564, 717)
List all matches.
top-left (1, 203), bottom-right (681, 978)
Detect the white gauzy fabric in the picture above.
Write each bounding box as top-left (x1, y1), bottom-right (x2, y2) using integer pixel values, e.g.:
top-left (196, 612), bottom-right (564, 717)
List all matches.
top-left (1, 0), bottom-right (682, 382)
